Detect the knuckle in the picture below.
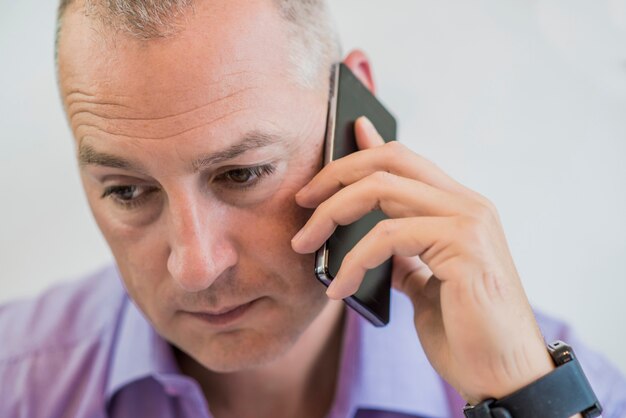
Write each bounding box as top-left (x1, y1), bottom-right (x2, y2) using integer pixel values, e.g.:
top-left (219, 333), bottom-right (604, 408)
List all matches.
top-left (455, 215), bottom-right (484, 242)
top-left (326, 159), bottom-right (339, 172)
top-left (325, 160), bottom-right (344, 184)
top-left (385, 140), bottom-right (404, 152)
top-left (475, 194), bottom-right (497, 213)
top-left (340, 251), bottom-right (360, 274)
top-left (468, 200), bottom-right (496, 225)
top-left (316, 198), bottom-right (331, 213)
top-left (383, 140), bottom-right (406, 157)
top-left (369, 170), bottom-right (396, 186)
top-left (315, 199), bottom-right (335, 221)
top-left (372, 218), bottom-right (396, 239)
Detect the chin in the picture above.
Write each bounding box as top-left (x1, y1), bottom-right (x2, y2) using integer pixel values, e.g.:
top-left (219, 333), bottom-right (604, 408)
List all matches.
top-left (190, 327), bottom-right (301, 373)
top-left (168, 290), bottom-right (330, 374)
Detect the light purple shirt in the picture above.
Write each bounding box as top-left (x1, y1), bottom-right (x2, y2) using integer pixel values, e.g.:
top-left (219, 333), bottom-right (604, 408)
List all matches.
top-left (1, 264), bottom-right (625, 417)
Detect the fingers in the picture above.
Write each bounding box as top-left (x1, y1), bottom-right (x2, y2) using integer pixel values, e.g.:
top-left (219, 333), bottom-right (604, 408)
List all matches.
top-left (390, 255), bottom-right (432, 297)
top-left (296, 117), bottom-right (474, 209)
top-left (291, 172), bottom-right (464, 255)
top-left (354, 116), bottom-right (385, 149)
top-left (325, 217), bottom-right (450, 299)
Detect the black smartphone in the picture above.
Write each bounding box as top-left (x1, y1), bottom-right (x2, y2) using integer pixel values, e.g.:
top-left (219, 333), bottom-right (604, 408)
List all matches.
top-left (315, 63), bottom-right (397, 327)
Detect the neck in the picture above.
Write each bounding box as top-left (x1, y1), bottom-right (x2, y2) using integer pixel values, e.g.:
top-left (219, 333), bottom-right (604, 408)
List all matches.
top-left (176, 300), bottom-right (346, 418)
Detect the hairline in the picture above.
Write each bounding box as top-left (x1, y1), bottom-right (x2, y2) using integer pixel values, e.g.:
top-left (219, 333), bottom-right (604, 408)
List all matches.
top-left (54, 0), bottom-right (342, 90)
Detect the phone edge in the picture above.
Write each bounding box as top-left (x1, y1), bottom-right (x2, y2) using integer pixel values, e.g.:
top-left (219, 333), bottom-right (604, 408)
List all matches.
top-left (313, 63), bottom-right (389, 328)
top-left (314, 63), bottom-right (340, 286)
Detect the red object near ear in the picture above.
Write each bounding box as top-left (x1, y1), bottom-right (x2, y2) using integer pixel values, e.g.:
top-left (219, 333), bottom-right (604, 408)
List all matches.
top-left (342, 50), bottom-right (376, 95)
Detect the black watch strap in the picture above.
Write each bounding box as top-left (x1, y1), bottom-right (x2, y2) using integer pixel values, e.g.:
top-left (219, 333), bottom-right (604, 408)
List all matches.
top-left (463, 341), bottom-right (602, 418)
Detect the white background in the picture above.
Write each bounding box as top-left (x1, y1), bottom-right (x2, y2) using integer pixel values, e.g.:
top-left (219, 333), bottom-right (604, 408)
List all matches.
top-left (1, 0), bottom-right (625, 374)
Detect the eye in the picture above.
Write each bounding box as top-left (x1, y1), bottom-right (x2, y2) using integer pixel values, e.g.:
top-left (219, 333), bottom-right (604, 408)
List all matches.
top-left (101, 184), bottom-right (158, 209)
top-left (215, 164), bottom-right (276, 189)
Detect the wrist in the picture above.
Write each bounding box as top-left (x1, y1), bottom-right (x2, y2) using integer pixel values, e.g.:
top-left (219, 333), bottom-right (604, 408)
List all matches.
top-left (466, 341), bottom-right (555, 405)
top-left (463, 341), bottom-right (602, 418)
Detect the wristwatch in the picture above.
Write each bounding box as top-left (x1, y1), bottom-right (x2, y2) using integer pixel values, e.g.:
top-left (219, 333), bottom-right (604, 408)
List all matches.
top-left (463, 341), bottom-right (602, 418)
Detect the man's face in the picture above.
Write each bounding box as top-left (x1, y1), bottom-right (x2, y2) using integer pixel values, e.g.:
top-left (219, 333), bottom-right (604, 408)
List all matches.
top-left (58, 0), bottom-right (337, 372)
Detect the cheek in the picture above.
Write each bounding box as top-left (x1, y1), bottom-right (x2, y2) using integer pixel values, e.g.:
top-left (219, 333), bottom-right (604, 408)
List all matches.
top-left (232, 145), bottom-right (324, 296)
top-left (81, 183), bottom-right (171, 319)
top-left (105, 229), bottom-right (170, 322)
top-left (241, 187), bottom-right (317, 291)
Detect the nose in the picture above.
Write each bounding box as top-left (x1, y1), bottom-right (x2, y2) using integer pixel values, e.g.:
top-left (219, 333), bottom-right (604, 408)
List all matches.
top-left (166, 194), bottom-right (237, 293)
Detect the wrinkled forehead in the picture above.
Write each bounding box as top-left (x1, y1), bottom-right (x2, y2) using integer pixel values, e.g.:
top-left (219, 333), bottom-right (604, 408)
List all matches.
top-left (57, 0), bottom-right (297, 116)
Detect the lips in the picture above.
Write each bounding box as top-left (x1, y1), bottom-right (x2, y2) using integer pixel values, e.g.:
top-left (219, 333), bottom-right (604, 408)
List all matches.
top-left (201, 303), bottom-right (251, 316)
top-left (186, 299), bottom-right (258, 327)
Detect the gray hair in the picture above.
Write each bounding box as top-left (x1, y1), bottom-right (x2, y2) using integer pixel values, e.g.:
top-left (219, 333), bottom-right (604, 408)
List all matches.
top-left (55, 0), bottom-right (342, 89)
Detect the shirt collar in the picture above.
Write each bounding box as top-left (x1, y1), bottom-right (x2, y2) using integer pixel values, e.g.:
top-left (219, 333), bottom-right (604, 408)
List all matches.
top-left (105, 295), bottom-right (180, 403)
top-left (341, 291), bottom-right (456, 418)
top-left (106, 287), bottom-right (459, 418)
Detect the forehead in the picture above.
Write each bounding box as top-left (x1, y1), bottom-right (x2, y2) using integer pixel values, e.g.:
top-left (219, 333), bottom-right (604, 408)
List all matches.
top-left (57, 0), bottom-right (297, 121)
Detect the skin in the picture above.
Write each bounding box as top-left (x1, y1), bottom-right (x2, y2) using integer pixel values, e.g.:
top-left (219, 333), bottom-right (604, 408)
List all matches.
top-left (59, 1), bottom-right (345, 417)
top-left (293, 118), bottom-right (557, 404)
top-left (57, 0), bottom-right (570, 415)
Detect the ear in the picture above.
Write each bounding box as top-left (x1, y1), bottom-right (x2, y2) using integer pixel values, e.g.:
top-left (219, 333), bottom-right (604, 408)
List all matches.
top-left (342, 49), bottom-right (376, 95)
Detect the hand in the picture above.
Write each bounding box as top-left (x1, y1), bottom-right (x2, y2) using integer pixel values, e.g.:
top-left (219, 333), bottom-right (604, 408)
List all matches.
top-left (291, 117), bottom-right (555, 404)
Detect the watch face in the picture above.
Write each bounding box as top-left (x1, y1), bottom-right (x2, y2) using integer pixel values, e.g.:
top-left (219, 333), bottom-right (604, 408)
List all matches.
top-left (464, 343), bottom-right (603, 418)
top-left (548, 340), bottom-right (574, 365)
top-left (462, 400), bottom-right (496, 418)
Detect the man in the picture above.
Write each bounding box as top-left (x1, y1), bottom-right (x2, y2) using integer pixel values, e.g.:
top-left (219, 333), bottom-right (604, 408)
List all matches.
top-left (1, 0), bottom-right (625, 417)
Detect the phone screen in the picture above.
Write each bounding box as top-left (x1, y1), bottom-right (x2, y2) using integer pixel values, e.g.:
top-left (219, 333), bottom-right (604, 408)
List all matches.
top-left (315, 63), bottom-right (397, 327)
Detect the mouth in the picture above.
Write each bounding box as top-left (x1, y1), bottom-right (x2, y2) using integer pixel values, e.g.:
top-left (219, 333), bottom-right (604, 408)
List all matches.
top-left (186, 299), bottom-right (260, 327)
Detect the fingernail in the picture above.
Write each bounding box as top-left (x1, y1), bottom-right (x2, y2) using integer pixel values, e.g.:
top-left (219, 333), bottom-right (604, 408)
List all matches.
top-left (295, 186), bottom-right (310, 206)
top-left (292, 227), bottom-right (306, 245)
top-left (297, 184), bottom-right (310, 196)
top-left (326, 278), bottom-right (341, 299)
top-left (326, 275), bottom-right (341, 299)
top-left (360, 116), bottom-right (375, 133)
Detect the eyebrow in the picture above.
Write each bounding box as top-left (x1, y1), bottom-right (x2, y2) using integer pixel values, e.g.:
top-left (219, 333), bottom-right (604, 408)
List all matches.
top-left (78, 131), bottom-right (284, 172)
top-left (78, 143), bottom-right (141, 171)
top-left (191, 131), bottom-right (282, 171)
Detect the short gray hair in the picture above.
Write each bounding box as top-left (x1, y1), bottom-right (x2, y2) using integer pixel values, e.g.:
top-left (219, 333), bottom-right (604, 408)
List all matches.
top-left (55, 0), bottom-right (342, 89)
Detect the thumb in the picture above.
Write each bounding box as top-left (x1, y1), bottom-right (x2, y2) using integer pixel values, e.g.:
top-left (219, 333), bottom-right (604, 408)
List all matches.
top-left (391, 255), bottom-right (432, 301)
